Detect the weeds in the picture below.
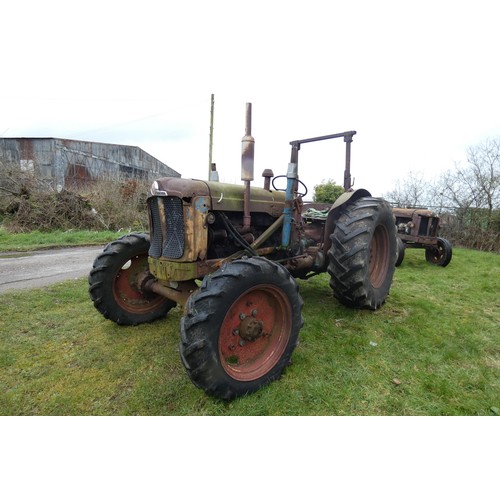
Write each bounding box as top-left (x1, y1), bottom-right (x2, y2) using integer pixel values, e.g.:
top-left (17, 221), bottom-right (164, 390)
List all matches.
top-left (1, 163), bottom-right (150, 232)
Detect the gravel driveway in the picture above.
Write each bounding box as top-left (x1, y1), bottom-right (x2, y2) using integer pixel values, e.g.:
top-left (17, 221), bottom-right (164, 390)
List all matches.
top-left (0, 246), bottom-right (103, 294)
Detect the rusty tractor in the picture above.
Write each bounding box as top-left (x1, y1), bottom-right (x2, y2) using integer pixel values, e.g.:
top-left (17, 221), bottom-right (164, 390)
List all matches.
top-left (393, 208), bottom-right (452, 267)
top-left (89, 104), bottom-right (397, 400)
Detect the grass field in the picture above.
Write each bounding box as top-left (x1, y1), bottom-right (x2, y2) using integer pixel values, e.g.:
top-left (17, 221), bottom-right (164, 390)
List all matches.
top-left (0, 247), bottom-right (498, 415)
top-left (0, 227), bottom-right (128, 252)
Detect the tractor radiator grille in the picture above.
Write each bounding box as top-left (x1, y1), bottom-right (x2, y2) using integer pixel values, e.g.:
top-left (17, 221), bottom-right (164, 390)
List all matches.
top-left (148, 196), bottom-right (185, 259)
top-left (149, 198), bottom-right (163, 258)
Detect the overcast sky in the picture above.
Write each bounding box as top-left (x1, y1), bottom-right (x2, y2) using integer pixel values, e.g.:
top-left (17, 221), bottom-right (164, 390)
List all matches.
top-left (2, 0), bottom-right (499, 198)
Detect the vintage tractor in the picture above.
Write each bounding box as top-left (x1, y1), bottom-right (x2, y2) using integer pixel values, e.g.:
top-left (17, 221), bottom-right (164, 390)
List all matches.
top-left (393, 208), bottom-right (452, 267)
top-left (89, 104), bottom-right (397, 400)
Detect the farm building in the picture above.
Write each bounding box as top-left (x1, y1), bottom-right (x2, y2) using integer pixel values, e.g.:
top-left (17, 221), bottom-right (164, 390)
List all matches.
top-left (0, 137), bottom-right (180, 188)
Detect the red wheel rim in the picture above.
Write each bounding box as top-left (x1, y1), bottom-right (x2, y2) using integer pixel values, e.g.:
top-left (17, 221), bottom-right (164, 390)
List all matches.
top-left (113, 253), bottom-right (166, 314)
top-left (369, 224), bottom-right (390, 288)
top-left (218, 285), bottom-right (292, 381)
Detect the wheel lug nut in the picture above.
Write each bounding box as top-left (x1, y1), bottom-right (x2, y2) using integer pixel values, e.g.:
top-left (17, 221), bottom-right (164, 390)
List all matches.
top-left (233, 329), bottom-right (239, 336)
top-left (239, 313), bottom-right (246, 320)
top-left (252, 309), bottom-right (258, 317)
top-left (239, 339), bottom-right (245, 347)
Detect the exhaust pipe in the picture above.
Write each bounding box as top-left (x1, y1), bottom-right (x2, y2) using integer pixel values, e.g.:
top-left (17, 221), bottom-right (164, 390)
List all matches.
top-left (241, 103), bottom-right (254, 230)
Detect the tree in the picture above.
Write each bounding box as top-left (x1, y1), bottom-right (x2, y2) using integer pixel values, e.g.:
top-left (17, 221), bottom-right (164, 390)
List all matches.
top-left (384, 171), bottom-right (430, 208)
top-left (434, 136), bottom-right (500, 229)
top-left (465, 137), bottom-right (500, 228)
top-left (313, 179), bottom-right (344, 203)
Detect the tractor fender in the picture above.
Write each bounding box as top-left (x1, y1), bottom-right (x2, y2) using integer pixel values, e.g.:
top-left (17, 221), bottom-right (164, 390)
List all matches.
top-left (323, 188), bottom-right (371, 255)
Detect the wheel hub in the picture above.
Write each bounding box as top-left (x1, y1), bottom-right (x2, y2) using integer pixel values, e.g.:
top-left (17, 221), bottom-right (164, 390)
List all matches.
top-left (239, 316), bottom-right (264, 342)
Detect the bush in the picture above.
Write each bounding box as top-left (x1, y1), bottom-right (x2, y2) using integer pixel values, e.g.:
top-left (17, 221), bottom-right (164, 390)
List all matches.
top-left (5, 189), bottom-right (97, 232)
top-left (443, 226), bottom-right (499, 252)
top-left (313, 179), bottom-right (344, 203)
top-left (0, 165), bottom-right (150, 232)
top-left (80, 178), bottom-right (149, 232)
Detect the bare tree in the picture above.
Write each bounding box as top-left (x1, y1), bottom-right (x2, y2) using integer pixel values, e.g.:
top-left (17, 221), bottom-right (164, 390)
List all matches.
top-left (466, 137), bottom-right (500, 227)
top-left (434, 137), bottom-right (500, 228)
top-left (384, 171), bottom-right (430, 207)
top-left (432, 163), bottom-right (478, 211)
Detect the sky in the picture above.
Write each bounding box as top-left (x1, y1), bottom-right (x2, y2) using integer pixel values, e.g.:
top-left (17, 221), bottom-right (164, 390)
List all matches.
top-left (2, 0), bottom-right (500, 199)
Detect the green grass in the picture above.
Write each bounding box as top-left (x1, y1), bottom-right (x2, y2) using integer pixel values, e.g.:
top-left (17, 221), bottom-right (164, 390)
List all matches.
top-left (0, 227), bottom-right (129, 252)
top-left (0, 248), bottom-right (498, 415)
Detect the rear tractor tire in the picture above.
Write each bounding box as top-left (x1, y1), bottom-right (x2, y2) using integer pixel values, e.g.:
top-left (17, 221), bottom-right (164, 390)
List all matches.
top-left (328, 197), bottom-right (397, 310)
top-left (88, 233), bottom-right (175, 325)
top-left (180, 257), bottom-right (304, 400)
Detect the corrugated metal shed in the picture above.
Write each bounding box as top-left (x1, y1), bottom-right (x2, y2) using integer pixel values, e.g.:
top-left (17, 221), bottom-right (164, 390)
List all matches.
top-left (0, 138), bottom-right (180, 188)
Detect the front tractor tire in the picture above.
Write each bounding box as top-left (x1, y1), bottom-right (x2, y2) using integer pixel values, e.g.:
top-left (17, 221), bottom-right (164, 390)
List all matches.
top-left (180, 257), bottom-right (304, 400)
top-left (395, 237), bottom-right (406, 267)
top-left (425, 237), bottom-right (452, 267)
top-left (328, 197), bottom-right (397, 310)
top-left (88, 233), bottom-right (175, 325)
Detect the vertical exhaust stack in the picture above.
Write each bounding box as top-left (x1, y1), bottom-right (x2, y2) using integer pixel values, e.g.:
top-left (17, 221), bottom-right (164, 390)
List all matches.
top-left (241, 103), bottom-right (254, 231)
top-left (343, 133), bottom-right (354, 191)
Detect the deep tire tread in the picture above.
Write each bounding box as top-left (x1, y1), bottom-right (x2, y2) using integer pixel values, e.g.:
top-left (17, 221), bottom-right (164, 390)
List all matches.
top-left (88, 233), bottom-right (175, 325)
top-left (179, 257), bottom-right (303, 400)
top-left (328, 197), bottom-right (396, 310)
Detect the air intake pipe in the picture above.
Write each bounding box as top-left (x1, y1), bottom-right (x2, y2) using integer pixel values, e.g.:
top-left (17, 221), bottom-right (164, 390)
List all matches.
top-left (241, 103), bottom-right (254, 231)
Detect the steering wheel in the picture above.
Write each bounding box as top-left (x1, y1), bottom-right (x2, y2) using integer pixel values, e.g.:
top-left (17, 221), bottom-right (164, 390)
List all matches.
top-left (271, 175), bottom-right (308, 198)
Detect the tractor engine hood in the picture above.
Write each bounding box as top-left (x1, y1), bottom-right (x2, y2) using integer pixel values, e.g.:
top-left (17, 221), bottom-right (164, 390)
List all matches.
top-left (149, 177), bottom-right (285, 218)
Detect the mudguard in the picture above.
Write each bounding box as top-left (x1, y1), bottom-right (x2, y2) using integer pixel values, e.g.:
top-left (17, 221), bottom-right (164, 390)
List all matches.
top-left (323, 188), bottom-right (372, 255)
